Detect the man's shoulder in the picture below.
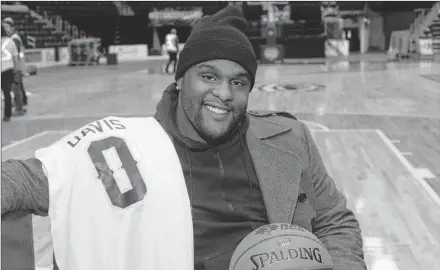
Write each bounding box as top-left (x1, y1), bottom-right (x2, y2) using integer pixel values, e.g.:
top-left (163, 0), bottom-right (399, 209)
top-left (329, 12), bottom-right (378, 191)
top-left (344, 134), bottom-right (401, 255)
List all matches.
top-left (247, 110), bottom-right (311, 161)
top-left (248, 110), bottom-right (298, 120)
top-left (247, 110), bottom-right (303, 130)
top-left (11, 33), bottom-right (23, 41)
top-left (247, 110), bottom-right (307, 141)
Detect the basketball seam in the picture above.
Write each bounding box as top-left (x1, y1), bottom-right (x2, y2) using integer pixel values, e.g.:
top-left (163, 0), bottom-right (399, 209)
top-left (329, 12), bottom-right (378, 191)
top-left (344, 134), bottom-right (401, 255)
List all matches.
top-left (232, 233), bottom-right (328, 269)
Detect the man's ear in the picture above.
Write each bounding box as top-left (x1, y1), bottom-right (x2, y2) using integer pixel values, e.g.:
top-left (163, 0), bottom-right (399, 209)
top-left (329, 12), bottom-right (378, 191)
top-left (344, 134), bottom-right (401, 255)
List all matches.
top-left (176, 78), bottom-right (183, 91)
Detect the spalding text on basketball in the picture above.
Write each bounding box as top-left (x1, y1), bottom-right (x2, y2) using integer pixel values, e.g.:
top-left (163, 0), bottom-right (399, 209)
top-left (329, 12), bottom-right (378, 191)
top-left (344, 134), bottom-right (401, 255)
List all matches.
top-left (254, 224), bottom-right (307, 235)
top-left (249, 247), bottom-right (323, 270)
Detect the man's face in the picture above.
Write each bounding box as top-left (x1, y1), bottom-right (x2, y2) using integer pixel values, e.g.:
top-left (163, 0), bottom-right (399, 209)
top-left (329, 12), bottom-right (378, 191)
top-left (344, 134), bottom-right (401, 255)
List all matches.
top-left (178, 59), bottom-right (252, 144)
top-left (3, 23), bottom-right (13, 36)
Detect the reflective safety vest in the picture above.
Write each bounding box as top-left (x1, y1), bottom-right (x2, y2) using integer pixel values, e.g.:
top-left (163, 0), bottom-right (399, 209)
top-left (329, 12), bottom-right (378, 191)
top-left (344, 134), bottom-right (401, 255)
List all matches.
top-left (1, 37), bottom-right (14, 72)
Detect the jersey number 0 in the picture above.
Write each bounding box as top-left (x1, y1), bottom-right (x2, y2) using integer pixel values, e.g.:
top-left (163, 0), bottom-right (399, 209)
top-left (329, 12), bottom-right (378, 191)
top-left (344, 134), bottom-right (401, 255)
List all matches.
top-left (87, 136), bottom-right (147, 209)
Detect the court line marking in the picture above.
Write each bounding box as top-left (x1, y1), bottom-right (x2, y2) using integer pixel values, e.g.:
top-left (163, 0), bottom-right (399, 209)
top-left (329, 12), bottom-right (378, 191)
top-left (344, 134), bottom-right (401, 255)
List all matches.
top-left (312, 129), bottom-right (378, 132)
top-left (375, 129), bottom-right (440, 208)
top-left (1, 130), bottom-right (71, 151)
top-left (300, 120), bottom-right (330, 131)
top-left (313, 129), bottom-right (440, 207)
top-left (1, 131), bottom-right (49, 151)
top-left (416, 168), bottom-right (436, 179)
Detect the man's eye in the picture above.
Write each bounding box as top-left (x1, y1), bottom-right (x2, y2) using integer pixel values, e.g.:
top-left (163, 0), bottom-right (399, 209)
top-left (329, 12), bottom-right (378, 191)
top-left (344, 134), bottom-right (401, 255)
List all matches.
top-left (202, 75), bottom-right (216, 81)
top-left (232, 80), bottom-right (245, 86)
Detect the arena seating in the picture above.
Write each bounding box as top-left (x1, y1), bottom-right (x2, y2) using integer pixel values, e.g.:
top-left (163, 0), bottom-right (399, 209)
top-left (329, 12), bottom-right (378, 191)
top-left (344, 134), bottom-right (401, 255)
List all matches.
top-left (24, 1), bottom-right (118, 37)
top-left (426, 8), bottom-right (440, 54)
top-left (1, 4), bottom-right (69, 49)
top-left (22, 1), bottom-right (118, 51)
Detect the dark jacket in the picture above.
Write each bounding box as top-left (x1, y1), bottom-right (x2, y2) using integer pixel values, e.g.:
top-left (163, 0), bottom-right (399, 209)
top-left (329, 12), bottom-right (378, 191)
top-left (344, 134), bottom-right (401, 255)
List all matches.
top-left (154, 83), bottom-right (366, 269)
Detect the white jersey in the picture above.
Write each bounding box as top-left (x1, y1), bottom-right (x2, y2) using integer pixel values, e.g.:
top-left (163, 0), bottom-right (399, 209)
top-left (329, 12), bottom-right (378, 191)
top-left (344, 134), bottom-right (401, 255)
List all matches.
top-left (34, 116), bottom-right (193, 270)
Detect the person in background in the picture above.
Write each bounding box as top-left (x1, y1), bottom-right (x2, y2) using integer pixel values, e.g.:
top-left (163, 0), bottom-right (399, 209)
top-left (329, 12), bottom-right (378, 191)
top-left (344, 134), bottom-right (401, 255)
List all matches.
top-left (1, 23), bottom-right (20, 122)
top-left (3, 17), bottom-right (27, 115)
top-left (164, 28), bottom-right (179, 74)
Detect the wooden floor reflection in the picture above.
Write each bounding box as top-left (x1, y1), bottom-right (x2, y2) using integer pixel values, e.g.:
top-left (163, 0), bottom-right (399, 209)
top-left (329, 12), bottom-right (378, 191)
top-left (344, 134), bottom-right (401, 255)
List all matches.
top-left (312, 130), bottom-right (440, 270)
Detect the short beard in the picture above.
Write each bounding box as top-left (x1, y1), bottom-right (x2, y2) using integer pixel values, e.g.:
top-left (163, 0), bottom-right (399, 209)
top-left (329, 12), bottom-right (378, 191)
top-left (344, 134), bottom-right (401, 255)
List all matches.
top-left (180, 92), bottom-right (245, 145)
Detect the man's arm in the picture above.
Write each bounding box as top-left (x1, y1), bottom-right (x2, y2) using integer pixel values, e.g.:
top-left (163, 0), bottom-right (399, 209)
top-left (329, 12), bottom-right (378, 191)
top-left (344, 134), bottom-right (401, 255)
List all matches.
top-left (1, 158), bottom-right (50, 216)
top-left (7, 40), bottom-right (21, 74)
top-left (301, 123), bottom-right (367, 270)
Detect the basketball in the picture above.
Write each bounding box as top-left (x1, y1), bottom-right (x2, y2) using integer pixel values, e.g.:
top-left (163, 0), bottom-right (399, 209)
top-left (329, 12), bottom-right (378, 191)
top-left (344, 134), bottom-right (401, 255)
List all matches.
top-left (229, 223), bottom-right (334, 270)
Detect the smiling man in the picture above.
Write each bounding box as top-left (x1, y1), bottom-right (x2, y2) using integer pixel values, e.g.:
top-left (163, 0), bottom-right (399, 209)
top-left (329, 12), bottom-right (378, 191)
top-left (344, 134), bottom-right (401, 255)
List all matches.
top-left (154, 5), bottom-right (366, 270)
top-left (1, 5), bottom-right (366, 270)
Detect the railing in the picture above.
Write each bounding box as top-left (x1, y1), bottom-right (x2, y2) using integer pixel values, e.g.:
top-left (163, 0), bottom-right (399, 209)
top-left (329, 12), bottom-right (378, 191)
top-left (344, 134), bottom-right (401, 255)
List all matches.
top-left (113, 1), bottom-right (134, 16)
top-left (410, 1), bottom-right (440, 39)
top-left (406, 2), bottom-right (440, 56)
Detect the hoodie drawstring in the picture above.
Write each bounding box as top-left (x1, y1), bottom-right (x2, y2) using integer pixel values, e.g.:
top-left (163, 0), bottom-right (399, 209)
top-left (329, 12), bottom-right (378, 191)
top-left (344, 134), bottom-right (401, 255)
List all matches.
top-left (185, 145), bottom-right (194, 206)
top-left (239, 134), bottom-right (253, 202)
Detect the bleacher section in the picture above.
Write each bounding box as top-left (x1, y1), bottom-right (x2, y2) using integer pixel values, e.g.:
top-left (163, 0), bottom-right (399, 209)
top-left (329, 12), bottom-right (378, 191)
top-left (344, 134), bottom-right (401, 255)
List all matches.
top-left (388, 1), bottom-right (440, 61)
top-left (1, 4), bottom-right (69, 49)
top-left (431, 17), bottom-right (440, 54)
top-left (22, 1), bottom-right (117, 50)
top-left (424, 5), bottom-right (440, 55)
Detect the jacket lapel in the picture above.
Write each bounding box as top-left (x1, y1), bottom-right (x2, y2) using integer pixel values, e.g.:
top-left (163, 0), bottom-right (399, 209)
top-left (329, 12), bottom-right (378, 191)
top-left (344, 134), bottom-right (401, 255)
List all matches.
top-left (246, 116), bottom-right (302, 224)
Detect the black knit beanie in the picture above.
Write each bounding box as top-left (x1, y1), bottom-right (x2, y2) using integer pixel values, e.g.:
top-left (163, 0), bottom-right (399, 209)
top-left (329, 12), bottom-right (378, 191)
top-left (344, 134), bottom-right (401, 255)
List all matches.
top-left (175, 5), bottom-right (257, 88)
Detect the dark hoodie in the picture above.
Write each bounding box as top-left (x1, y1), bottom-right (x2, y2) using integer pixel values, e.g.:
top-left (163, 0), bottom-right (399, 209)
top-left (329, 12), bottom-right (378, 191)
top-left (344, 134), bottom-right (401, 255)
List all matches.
top-left (154, 83), bottom-right (268, 269)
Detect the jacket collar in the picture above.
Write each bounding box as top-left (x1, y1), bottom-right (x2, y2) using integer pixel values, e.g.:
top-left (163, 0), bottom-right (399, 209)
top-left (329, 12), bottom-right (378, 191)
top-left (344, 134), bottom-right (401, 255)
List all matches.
top-left (247, 114), bottom-right (292, 140)
top-left (246, 115), bottom-right (302, 224)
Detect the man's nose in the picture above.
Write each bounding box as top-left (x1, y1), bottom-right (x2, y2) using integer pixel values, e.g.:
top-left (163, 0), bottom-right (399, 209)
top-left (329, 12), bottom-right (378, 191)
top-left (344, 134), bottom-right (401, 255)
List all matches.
top-left (212, 81), bottom-right (233, 102)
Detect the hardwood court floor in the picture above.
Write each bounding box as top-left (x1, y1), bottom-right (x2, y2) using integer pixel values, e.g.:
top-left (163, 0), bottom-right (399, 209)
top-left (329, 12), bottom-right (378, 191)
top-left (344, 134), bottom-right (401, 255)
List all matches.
top-left (1, 56), bottom-right (439, 269)
top-left (312, 130), bottom-right (440, 270)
